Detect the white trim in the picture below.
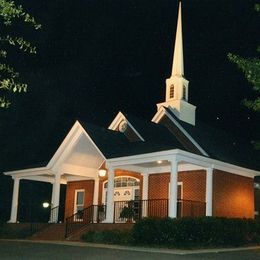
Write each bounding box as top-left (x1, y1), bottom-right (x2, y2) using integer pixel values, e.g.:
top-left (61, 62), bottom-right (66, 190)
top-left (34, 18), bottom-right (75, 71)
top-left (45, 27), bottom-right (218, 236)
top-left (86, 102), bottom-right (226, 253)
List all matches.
top-left (107, 149), bottom-right (260, 178)
top-left (152, 106), bottom-right (208, 156)
top-left (108, 111), bottom-right (145, 141)
top-left (74, 189), bottom-right (85, 215)
top-left (4, 120), bottom-right (106, 180)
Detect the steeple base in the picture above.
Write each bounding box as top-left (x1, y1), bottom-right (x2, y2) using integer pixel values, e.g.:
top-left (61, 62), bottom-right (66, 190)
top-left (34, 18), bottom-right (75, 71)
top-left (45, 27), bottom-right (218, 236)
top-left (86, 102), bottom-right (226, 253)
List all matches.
top-left (156, 100), bottom-right (196, 125)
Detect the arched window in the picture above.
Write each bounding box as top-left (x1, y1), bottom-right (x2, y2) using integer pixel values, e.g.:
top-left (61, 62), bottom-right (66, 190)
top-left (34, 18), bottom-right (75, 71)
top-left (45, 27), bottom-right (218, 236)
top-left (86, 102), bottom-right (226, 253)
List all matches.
top-left (104, 177), bottom-right (140, 188)
top-left (183, 86), bottom-right (186, 100)
top-left (169, 84), bottom-right (174, 99)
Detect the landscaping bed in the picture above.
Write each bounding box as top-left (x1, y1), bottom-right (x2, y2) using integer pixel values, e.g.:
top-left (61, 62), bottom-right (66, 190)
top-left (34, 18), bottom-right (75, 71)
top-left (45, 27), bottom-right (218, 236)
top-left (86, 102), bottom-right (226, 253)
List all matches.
top-left (81, 217), bottom-right (260, 248)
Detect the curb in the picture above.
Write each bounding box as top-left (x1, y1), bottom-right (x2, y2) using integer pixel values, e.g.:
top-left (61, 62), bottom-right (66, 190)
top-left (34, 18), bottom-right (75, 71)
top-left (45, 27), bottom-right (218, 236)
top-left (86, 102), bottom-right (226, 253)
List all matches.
top-left (1, 239), bottom-right (260, 255)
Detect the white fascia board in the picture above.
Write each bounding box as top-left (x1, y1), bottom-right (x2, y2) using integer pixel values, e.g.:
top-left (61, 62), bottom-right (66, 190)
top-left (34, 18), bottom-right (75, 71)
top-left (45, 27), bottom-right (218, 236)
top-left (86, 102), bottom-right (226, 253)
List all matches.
top-left (47, 121), bottom-right (83, 170)
top-left (4, 167), bottom-right (52, 178)
top-left (108, 111), bottom-right (125, 130)
top-left (108, 111), bottom-right (144, 141)
top-left (152, 106), bottom-right (208, 156)
top-left (151, 106), bottom-right (165, 123)
top-left (107, 149), bottom-right (179, 167)
top-left (107, 149), bottom-right (260, 178)
top-left (177, 149), bottom-right (260, 178)
top-left (48, 120), bottom-right (106, 171)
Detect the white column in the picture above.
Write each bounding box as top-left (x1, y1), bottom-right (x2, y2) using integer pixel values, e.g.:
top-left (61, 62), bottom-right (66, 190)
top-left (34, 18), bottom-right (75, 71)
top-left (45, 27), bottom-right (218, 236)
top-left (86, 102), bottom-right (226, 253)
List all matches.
top-left (8, 177), bottom-right (20, 223)
top-left (50, 171), bottom-right (61, 223)
top-left (104, 166), bottom-right (115, 223)
top-left (206, 166), bottom-right (213, 216)
top-left (92, 177), bottom-right (99, 223)
top-left (142, 173), bottom-right (149, 217)
top-left (169, 158), bottom-right (178, 218)
top-left (93, 177), bottom-right (99, 205)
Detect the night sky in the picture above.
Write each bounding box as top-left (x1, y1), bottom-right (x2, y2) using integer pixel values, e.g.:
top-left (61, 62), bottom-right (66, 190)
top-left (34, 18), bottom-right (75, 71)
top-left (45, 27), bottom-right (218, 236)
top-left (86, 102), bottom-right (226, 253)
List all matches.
top-left (0, 0), bottom-right (259, 171)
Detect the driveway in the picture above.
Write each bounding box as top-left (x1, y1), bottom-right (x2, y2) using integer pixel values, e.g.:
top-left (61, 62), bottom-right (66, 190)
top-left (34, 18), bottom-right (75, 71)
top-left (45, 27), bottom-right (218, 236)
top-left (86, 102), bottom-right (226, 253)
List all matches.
top-left (0, 240), bottom-right (260, 260)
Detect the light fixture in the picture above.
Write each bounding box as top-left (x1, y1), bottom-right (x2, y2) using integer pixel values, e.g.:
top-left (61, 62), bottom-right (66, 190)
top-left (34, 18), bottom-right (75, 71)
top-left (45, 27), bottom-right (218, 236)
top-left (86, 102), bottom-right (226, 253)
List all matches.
top-left (157, 160), bottom-right (163, 164)
top-left (98, 169), bottom-right (107, 177)
top-left (42, 202), bottom-right (50, 208)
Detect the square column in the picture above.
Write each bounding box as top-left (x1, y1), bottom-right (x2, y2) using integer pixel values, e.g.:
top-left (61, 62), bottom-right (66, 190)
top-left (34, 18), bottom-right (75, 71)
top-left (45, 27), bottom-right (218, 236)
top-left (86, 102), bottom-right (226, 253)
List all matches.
top-left (103, 166), bottom-right (115, 223)
top-left (92, 177), bottom-right (99, 223)
top-left (206, 166), bottom-right (213, 216)
top-left (93, 177), bottom-right (99, 205)
top-left (49, 171), bottom-right (61, 223)
top-left (169, 158), bottom-right (178, 218)
top-left (8, 177), bottom-right (20, 223)
top-left (142, 173), bottom-right (149, 217)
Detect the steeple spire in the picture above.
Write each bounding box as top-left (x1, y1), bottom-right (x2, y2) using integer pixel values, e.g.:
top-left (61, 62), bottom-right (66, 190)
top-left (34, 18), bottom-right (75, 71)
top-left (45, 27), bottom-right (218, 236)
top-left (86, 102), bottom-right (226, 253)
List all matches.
top-left (155, 1), bottom-right (197, 125)
top-left (172, 1), bottom-right (184, 77)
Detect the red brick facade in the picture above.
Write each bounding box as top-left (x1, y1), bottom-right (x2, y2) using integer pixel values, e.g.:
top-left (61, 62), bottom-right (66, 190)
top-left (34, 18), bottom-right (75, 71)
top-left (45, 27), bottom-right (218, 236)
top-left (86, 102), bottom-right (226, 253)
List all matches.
top-left (148, 170), bottom-right (206, 201)
top-left (64, 169), bottom-right (255, 220)
top-left (64, 180), bottom-right (94, 219)
top-left (213, 170), bottom-right (254, 218)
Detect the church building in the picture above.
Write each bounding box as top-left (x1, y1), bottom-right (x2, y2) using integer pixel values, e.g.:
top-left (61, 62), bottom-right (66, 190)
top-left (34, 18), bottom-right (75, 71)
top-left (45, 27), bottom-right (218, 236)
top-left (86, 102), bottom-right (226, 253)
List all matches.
top-left (4, 2), bottom-right (260, 228)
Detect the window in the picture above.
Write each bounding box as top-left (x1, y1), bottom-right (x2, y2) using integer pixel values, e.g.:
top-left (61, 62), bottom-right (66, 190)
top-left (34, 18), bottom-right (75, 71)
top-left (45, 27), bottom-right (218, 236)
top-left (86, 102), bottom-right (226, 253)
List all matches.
top-left (183, 86), bottom-right (186, 100)
top-left (74, 190), bottom-right (85, 219)
top-left (169, 84), bottom-right (174, 99)
top-left (104, 177), bottom-right (140, 188)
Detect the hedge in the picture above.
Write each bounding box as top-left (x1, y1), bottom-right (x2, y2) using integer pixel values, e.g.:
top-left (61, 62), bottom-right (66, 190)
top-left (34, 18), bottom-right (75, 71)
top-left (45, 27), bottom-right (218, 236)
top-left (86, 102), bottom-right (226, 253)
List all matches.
top-left (81, 217), bottom-right (260, 248)
top-left (132, 217), bottom-right (260, 247)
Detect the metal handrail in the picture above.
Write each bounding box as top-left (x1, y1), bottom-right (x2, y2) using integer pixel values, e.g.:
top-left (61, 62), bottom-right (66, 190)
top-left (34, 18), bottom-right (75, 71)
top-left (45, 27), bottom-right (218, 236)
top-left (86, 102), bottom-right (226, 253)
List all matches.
top-left (65, 204), bottom-right (106, 238)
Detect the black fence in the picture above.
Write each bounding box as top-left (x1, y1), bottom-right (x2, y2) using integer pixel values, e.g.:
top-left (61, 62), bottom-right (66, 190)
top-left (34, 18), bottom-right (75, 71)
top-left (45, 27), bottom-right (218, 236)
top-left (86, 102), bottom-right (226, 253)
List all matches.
top-left (114, 199), bottom-right (206, 222)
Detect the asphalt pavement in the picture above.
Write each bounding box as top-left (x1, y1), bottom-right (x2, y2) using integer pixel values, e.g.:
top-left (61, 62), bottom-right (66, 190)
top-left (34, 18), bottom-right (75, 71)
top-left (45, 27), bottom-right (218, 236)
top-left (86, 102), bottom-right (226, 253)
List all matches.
top-left (0, 240), bottom-right (260, 260)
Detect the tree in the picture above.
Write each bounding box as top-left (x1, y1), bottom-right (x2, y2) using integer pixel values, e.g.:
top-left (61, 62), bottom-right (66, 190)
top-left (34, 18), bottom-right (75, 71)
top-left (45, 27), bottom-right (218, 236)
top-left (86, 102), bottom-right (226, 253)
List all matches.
top-left (228, 4), bottom-right (260, 113)
top-left (0, 0), bottom-right (41, 108)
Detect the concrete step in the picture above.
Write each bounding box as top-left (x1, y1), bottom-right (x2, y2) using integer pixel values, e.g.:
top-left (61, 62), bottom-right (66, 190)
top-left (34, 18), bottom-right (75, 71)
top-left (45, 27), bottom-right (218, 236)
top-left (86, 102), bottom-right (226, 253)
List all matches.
top-left (30, 223), bottom-right (66, 241)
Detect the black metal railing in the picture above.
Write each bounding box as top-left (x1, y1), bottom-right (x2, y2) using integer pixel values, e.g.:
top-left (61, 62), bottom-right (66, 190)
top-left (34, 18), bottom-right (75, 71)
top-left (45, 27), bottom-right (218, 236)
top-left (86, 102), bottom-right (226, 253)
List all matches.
top-left (114, 199), bottom-right (206, 222)
top-left (65, 204), bottom-right (106, 238)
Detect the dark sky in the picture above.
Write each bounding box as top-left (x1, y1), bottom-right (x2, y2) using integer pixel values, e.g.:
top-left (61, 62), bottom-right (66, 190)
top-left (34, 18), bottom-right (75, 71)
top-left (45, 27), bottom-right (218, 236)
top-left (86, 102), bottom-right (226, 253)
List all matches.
top-left (0, 0), bottom-right (259, 170)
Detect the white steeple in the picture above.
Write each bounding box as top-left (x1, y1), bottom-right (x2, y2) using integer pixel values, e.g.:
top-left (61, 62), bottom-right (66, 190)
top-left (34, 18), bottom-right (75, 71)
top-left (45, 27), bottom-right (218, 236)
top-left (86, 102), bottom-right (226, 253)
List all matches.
top-left (156, 1), bottom-right (196, 125)
top-left (172, 1), bottom-right (184, 77)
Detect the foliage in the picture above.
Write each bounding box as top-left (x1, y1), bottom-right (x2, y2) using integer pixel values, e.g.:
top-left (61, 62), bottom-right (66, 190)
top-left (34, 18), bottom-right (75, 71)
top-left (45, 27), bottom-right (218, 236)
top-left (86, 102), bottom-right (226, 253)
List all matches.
top-left (81, 229), bottom-right (133, 245)
top-left (0, 0), bottom-right (41, 108)
top-left (228, 4), bottom-right (260, 113)
top-left (120, 206), bottom-right (135, 220)
top-left (132, 217), bottom-right (260, 248)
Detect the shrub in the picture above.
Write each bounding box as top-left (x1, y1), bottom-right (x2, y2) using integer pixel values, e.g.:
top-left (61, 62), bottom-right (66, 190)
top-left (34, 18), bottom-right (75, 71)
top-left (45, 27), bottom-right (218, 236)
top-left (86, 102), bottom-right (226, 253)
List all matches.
top-left (132, 217), bottom-right (260, 248)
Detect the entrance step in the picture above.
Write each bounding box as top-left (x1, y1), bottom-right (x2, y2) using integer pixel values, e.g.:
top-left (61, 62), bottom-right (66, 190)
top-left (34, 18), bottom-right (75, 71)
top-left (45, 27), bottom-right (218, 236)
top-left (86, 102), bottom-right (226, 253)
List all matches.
top-left (67, 223), bottom-right (134, 241)
top-left (30, 223), bottom-right (66, 241)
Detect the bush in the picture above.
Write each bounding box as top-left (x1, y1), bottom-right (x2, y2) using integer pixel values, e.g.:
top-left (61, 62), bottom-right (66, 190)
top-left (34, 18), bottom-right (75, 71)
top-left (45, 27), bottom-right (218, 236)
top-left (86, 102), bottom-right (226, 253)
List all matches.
top-left (132, 217), bottom-right (260, 248)
top-left (81, 229), bottom-right (133, 245)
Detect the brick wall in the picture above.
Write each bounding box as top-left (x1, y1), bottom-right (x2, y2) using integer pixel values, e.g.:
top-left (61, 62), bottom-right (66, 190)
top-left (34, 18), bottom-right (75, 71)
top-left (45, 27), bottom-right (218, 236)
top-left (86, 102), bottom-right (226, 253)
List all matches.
top-left (148, 170), bottom-right (206, 217)
top-left (98, 170), bottom-right (143, 204)
top-left (148, 170), bottom-right (206, 201)
top-left (64, 180), bottom-right (94, 220)
top-left (213, 170), bottom-right (254, 218)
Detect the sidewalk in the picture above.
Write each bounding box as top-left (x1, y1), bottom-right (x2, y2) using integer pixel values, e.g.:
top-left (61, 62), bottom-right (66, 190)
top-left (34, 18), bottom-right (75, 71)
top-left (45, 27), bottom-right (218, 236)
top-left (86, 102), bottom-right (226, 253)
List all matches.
top-left (1, 239), bottom-right (260, 255)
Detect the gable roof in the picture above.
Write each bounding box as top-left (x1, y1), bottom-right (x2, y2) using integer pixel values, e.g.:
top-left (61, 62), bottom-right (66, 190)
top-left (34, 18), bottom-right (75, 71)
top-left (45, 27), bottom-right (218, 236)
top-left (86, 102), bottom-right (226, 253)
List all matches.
top-left (162, 107), bottom-right (260, 171)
